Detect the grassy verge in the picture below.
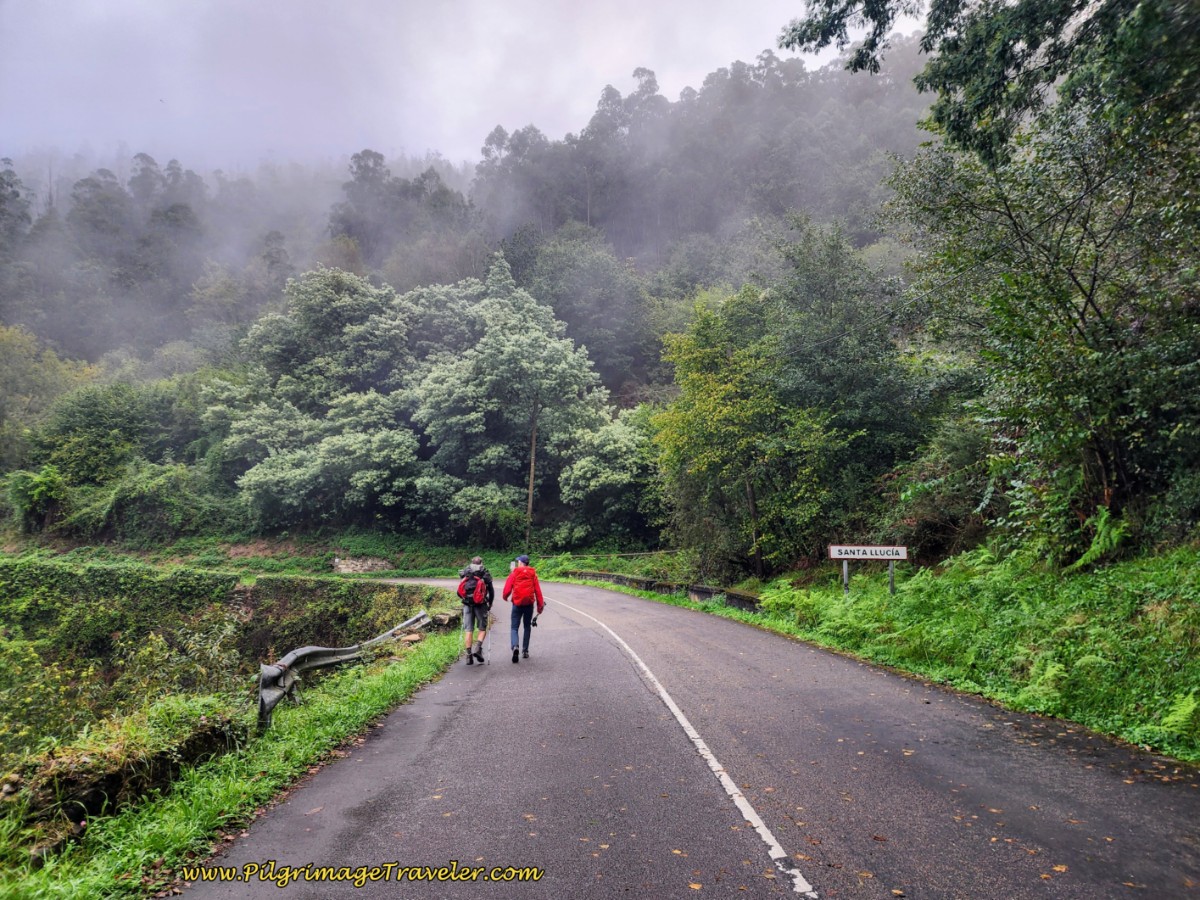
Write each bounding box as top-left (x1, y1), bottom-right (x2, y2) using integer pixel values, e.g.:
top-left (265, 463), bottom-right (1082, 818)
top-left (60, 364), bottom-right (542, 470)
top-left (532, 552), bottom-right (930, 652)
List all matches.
top-left (564, 545), bottom-right (1200, 765)
top-left (0, 531), bottom-right (690, 583)
top-left (0, 632), bottom-right (461, 900)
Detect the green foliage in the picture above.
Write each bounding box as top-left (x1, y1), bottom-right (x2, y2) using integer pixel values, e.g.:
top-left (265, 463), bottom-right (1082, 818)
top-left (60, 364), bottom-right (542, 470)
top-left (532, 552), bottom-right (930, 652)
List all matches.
top-left (0, 640), bottom-right (101, 766)
top-left (889, 109), bottom-right (1200, 559)
top-left (6, 465), bottom-right (68, 533)
top-left (236, 575), bottom-right (426, 660)
top-left (781, 0), bottom-right (1200, 165)
top-left (881, 415), bottom-right (995, 559)
top-left (0, 552), bottom-right (441, 773)
top-left (525, 223), bottom-right (650, 391)
top-left (60, 460), bottom-right (248, 545)
top-left (0, 325), bottom-right (95, 470)
top-left (1161, 693), bottom-right (1200, 742)
top-left (204, 259), bottom-right (614, 542)
top-left (0, 557), bottom-right (237, 655)
top-left (652, 220), bottom-right (925, 576)
top-left (0, 633), bottom-right (460, 899)
top-left (558, 409), bottom-right (660, 547)
top-left (30, 383), bottom-right (157, 485)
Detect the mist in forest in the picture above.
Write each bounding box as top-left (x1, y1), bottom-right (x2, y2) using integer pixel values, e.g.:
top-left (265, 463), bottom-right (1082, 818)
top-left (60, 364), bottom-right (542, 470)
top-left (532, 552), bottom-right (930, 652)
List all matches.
top-left (1, 0), bottom-right (930, 375)
top-left (1, 0), bottom-right (847, 169)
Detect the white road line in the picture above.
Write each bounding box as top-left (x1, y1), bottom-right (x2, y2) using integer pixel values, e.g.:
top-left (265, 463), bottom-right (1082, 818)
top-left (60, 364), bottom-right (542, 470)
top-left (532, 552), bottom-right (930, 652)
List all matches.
top-left (555, 598), bottom-right (818, 898)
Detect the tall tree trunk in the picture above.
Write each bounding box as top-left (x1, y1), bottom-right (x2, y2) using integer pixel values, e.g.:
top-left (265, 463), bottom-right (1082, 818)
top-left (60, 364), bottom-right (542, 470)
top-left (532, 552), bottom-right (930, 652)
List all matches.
top-left (745, 476), bottom-right (764, 578)
top-left (525, 403), bottom-right (540, 546)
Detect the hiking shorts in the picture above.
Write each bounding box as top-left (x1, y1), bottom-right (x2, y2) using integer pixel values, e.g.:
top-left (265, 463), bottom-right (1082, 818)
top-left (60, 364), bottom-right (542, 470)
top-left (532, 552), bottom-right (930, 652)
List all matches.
top-left (462, 604), bottom-right (489, 633)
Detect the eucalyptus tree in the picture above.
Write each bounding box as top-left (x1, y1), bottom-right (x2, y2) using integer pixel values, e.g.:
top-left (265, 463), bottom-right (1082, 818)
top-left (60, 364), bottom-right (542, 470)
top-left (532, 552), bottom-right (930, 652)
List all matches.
top-left (0, 159), bottom-right (31, 259)
top-left (66, 169), bottom-right (135, 262)
top-left (330, 149), bottom-right (473, 273)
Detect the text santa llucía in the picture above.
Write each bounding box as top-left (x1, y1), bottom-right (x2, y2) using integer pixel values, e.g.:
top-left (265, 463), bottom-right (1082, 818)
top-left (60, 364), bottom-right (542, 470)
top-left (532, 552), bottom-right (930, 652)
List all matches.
top-left (828, 545), bottom-right (908, 560)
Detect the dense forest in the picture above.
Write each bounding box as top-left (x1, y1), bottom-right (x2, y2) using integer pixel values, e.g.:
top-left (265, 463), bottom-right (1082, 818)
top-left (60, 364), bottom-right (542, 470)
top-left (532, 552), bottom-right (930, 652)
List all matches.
top-left (2, 1), bottom-right (1198, 582)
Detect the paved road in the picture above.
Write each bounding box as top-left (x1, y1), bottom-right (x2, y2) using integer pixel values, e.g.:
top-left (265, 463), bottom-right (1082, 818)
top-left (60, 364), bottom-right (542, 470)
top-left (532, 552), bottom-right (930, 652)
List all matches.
top-left (183, 581), bottom-right (1200, 899)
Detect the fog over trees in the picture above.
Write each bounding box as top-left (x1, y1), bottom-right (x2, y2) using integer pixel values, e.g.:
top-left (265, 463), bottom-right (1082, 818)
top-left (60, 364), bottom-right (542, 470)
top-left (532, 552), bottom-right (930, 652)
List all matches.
top-left (3, 7), bottom-right (1197, 579)
top-left (0, 39), bottom-right (927, 371)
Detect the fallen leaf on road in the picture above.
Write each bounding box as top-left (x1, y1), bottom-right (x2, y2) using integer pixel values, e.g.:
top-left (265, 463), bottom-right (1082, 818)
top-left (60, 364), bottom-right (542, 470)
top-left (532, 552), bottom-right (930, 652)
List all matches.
top-left (689, 884), bottom-right (702, 890)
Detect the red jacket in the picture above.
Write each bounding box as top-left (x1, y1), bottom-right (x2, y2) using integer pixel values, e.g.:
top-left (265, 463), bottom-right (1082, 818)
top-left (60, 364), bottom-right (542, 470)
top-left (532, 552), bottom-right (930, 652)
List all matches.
top-left (503, 565), bottom-right (544, 612)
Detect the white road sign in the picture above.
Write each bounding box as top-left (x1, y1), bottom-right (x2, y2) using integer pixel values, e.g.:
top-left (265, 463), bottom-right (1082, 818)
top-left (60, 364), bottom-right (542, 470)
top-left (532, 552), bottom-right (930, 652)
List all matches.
top-left (828, 545), bottom-right (908, 560)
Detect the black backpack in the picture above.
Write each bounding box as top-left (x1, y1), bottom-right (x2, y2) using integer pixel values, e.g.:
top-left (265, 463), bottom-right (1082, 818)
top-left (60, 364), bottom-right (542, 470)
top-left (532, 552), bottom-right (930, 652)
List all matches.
top-left (458, 572), bottom-right (487, 605)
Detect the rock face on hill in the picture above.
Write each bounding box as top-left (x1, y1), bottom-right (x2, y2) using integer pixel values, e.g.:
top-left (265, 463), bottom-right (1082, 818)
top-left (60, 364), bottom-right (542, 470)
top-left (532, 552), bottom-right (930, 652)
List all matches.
top-left (331, 556), bottom-right (393, 574)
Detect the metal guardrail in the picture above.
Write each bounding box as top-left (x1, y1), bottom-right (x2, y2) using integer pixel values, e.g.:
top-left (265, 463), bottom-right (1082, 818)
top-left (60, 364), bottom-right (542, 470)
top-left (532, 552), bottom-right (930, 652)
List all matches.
top-left (257, 609), bottom-right (431, 729)
top-left (564, 571), bottom-right (761, 611)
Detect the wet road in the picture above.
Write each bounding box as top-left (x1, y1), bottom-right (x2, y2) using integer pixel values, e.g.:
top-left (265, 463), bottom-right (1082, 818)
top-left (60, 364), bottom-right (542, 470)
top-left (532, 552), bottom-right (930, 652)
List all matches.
top-left (183, 581), bottom-right (1200, 899)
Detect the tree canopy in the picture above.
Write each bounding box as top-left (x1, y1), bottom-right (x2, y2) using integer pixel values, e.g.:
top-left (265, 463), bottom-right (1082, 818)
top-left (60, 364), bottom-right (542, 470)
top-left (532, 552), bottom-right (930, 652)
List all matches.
top-left (780, 0), bottom-right (1200, 162)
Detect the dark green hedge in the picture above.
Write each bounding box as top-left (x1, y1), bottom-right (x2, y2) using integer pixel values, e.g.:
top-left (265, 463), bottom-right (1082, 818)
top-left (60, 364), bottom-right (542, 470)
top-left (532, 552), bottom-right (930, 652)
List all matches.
top-left (0, 558), bottom-right (237, 658)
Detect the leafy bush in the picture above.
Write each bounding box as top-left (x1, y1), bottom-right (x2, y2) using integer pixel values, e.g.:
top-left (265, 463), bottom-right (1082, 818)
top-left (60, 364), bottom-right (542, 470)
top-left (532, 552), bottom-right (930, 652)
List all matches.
top-left (6, 465), bottom-right (68, 533)
top-left (59, 460), bottom-right (248, 545)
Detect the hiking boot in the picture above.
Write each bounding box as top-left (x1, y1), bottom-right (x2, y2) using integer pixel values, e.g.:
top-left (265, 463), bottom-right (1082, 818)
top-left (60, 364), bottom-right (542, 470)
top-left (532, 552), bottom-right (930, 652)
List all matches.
top-left (466, 653), bottom-right (474, 666)
top-left (473, 649), bottom-right (484, 663)
top-left (522, 650), bottom-right (529, 659)
top-left (512, 647), bottom-right (519, 663)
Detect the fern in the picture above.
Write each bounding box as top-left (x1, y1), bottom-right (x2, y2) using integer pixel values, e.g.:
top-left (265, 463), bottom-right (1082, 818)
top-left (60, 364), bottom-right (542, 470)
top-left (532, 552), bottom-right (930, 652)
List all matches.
top-left (1067, 507), bottom-right (1128, 571)
top-left (1162, 692), bottom-right (1199, 737)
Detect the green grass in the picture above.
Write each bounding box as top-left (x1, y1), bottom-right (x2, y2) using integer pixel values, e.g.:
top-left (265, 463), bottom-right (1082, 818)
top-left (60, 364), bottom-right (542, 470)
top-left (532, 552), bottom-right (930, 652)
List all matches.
top-left (0, 632), bottom-right (462, 899)
top-left (0, 530), bottom-right (530, 580)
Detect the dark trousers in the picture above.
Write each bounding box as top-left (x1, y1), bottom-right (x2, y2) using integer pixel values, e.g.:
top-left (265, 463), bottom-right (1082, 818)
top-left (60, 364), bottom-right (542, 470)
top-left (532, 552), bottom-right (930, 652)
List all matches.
top-left (510, 604), bottom-right (534, 651)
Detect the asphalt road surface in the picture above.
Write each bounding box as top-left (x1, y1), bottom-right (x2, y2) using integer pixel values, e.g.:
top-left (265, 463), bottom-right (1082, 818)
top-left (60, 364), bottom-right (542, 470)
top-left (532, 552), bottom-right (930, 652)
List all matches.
top-left (182, 581), bottom-right (1200, 899)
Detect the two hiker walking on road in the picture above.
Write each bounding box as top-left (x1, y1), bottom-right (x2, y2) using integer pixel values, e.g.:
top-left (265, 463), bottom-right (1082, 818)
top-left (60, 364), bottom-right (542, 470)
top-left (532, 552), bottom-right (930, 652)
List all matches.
top-left (503, 555), bottom-right (544, 663)
top-left (457, 556), bottom-right (494, 665)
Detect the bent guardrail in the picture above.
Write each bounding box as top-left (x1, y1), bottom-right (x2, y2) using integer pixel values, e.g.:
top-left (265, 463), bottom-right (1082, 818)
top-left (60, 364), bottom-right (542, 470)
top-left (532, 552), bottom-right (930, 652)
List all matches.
top-left (563, 571), bottom-right (761, 611)
top-left (257, 608), bottom-right (432, 729)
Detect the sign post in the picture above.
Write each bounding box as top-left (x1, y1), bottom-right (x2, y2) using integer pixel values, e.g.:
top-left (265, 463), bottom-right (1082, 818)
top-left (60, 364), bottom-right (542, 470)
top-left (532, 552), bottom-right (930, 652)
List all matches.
top-left (828, 545), bottom-right (908, 596)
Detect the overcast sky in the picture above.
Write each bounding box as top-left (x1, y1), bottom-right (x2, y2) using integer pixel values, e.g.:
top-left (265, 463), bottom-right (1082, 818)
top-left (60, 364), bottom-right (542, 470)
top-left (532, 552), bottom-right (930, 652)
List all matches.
top-left (0, 0), bottom-right (849, 172)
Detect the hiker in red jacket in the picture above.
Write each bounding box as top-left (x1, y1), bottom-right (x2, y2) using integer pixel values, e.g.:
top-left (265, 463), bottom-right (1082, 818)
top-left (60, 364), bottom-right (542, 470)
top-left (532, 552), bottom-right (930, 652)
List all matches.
top-left (502, 554), bottom-right (544, 663)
